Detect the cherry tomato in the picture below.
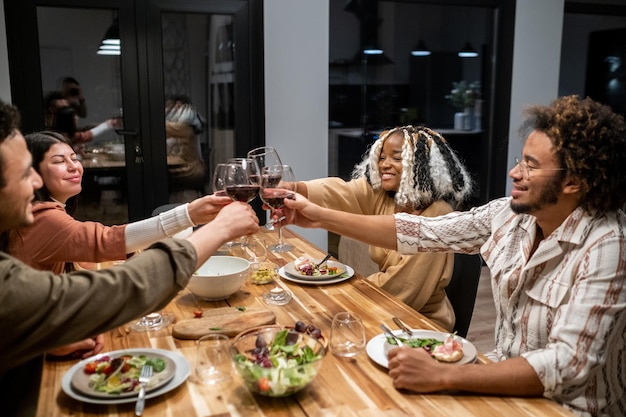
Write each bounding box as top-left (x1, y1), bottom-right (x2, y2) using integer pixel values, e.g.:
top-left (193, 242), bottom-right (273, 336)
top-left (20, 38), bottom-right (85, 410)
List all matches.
top-left (193, 309), bottom-right (203, 318)
top-left (101, 364), bottom-right (115, 375)
top-left (258, 377), bottom-right (271, 392)
top-left (84, 362), bottom-right (98, 374)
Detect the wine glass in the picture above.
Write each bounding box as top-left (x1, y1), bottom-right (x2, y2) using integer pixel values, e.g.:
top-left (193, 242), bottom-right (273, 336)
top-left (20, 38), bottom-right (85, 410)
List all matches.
top-left (212, 163), bottom-right (229, 196)
top-left (260, 164), bottom-right (296, 253)
top-left (223, 159), bottom-right (261, 203)
top-left (212, 163), bottom-right (233, 252)
top-left (247, 147), bottom-right (283, 229)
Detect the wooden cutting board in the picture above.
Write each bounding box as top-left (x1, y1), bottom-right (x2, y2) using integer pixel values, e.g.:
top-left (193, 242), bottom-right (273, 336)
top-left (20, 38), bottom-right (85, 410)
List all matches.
top-left (172, 306), bottom-right (276, 339)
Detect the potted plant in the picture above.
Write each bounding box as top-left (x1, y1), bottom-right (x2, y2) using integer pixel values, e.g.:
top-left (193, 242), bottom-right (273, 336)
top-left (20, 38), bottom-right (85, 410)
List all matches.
top-left (445, 81), bottom-right (481, 130)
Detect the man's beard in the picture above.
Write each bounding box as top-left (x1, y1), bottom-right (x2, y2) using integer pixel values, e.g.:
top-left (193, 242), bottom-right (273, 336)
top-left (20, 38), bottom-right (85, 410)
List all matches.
top-left (510, 176), bottom-right (562, 214)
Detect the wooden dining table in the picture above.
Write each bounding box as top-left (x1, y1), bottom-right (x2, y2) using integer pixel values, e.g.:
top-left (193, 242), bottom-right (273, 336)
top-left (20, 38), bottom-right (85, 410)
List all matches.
top-left (36, 228), bottom-right (576, 417)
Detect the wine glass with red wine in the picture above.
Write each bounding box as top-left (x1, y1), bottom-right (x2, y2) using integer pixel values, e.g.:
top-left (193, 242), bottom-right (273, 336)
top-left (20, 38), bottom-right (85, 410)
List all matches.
top-left (260, 164), bottom-right (296, 253)
top-left (247, 147), bottom-right (283, 230)
top-left (223, 161), bottom-right (261, 203)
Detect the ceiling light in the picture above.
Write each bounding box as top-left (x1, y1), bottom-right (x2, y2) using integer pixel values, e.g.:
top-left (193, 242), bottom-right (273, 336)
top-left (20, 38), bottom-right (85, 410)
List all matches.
top-left (458, 42), bottom-right (478, 58)
top-left (410, 40), bottom-right (431, 57)
top-left (98, 19), bottom-right (120, 56)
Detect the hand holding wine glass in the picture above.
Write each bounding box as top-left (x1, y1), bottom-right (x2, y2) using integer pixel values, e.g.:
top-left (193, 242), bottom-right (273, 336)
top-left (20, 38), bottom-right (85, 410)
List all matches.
top-left (260, 164), bottom-right (296, 253)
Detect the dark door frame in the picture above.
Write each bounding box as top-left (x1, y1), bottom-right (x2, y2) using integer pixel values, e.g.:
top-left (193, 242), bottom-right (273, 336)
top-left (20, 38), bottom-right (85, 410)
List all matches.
top-left (4, 0), bottom-right (265, 220)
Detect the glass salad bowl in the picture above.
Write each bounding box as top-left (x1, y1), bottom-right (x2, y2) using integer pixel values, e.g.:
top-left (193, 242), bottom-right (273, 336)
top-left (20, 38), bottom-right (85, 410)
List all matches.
top-left (229, 325), bottom-right (326, 397)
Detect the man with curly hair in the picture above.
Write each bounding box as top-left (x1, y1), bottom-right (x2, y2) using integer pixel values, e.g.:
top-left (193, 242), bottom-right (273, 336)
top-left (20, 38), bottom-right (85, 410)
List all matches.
top-left (282, 95), bottom-right (626, 417)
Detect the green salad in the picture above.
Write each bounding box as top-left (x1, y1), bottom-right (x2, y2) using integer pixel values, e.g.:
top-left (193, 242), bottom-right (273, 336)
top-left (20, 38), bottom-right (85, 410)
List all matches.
top-left (233, 329), bottom-right (324, 396)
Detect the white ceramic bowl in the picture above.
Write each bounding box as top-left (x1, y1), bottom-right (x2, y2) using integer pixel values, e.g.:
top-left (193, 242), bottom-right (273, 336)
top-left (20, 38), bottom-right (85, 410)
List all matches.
top-left (188, 256), bottom-right (250, 300)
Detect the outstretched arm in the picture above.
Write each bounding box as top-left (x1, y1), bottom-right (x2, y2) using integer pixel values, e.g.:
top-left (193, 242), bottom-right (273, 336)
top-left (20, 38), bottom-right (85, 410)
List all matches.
top-left (282, 193), bottom-right (398, 250)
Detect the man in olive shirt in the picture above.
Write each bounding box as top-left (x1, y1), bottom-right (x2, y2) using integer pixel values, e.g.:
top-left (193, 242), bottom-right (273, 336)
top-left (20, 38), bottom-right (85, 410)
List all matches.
top-left (0, 100), bottom-right (259, 416)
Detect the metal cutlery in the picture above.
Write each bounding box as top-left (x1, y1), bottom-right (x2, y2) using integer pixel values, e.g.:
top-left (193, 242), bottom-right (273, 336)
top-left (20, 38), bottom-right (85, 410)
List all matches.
top-left (135, 364), bottom-right (153, 416)
top-left (392, 317), bottom-right (415, 339)
top-left (315, 254), bottom-right (332, 268)
top-left (379, 323), bottom-right (403, 347)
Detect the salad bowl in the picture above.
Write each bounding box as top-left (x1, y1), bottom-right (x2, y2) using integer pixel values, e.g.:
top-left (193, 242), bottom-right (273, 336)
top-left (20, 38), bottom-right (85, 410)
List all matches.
top-left (230, 325), bottom-right (326, 397)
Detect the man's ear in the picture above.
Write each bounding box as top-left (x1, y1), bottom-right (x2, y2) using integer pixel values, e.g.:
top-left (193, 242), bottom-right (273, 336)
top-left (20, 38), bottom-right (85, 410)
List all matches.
top-left (562, 175), bottom-right (581, 196)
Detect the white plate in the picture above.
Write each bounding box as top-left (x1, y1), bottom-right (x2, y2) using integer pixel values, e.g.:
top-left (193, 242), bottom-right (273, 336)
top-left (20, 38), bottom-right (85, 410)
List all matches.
top-left (278, 265), bottom-right (354, 285)
top-left (71, 350), bottom-right (176, 398)
top-left (62, 348), bottom-right (190, 405)
top-left (366, 329), bottom-right (477, 368)
top-left (284, 260), bottom-right (348, 281)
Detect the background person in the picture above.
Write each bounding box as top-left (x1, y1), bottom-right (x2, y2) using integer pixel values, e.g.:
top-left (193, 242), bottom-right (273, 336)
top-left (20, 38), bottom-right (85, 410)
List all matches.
top-left (165, 95), bottom-right (207, 203)
top-left (281, 95), bottom-right (626, 417)
top-left (61, 76), bottom-right (87, 119)
top-left (296, 125), bottom-right (473, 330)
top-left (0, 99), bottom-right (259, 417)
top-left (43, 90), bottom-right (120, 148)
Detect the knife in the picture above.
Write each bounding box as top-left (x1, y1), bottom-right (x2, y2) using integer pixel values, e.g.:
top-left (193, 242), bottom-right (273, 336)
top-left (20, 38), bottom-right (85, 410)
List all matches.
top-left (380, 323), bottom-right (403, 347)
top-left (392, 317), bottom-right (415, 339)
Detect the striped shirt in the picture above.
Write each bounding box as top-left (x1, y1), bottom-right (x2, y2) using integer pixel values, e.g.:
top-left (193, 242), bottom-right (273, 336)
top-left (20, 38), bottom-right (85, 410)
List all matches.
top-left (395, 197), bottom-right (626, 417)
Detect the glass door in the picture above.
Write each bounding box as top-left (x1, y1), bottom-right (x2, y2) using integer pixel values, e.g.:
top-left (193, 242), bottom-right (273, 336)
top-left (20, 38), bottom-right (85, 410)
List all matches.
top-left (4, 0), bottom-right (264, 223)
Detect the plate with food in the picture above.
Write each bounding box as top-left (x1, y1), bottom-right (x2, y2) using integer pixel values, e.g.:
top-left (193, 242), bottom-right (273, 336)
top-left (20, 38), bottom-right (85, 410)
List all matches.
top-left (366, 329), bottom-right (477, 368)
top-left (62, 348), bottom-right (189, 404)
top-left (278, 265), bottom-right (354, 285)
top-left (284, 256), bottom-right (348, 280)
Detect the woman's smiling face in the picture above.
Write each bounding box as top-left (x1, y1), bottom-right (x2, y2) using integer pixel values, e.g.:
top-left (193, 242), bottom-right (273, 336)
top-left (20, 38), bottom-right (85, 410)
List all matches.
top-left (378, 132), bottom-right (404, 192)
top-left (38, 142), bottom-right (83, 203)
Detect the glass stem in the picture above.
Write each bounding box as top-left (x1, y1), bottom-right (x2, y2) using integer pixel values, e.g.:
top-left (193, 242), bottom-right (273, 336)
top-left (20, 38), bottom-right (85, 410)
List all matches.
top-left (277, 227), bottom-right (284, 246)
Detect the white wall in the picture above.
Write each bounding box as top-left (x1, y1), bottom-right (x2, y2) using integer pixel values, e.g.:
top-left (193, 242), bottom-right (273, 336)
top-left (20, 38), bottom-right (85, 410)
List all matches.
top-left (263, 0), bottom-right (329, 251)
top-left (506, 0), bottom-right (564, 195)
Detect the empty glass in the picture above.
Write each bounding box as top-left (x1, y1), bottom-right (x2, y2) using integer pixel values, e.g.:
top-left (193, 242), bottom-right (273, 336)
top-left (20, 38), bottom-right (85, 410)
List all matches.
top-left (329, 312), bottom-right (366, 358)
top-left (195, 334), bottom-right (232, 385)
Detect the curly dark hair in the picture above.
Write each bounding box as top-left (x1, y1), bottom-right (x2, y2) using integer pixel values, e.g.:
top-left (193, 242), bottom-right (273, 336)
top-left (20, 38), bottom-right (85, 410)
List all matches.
top-left (519, 95), bottom-right (626, 213)
top-left (0, 100), bottom-right (22, 188)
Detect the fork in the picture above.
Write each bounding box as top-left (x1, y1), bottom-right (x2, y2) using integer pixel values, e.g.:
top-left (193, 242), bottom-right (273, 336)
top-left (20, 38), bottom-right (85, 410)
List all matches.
top-left (135, 364), bottom-right (153, 416)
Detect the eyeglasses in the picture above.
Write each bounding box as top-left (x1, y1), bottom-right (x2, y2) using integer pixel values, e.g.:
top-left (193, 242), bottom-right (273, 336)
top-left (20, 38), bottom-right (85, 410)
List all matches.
top-left (514, 158), bottom-right (564, 180)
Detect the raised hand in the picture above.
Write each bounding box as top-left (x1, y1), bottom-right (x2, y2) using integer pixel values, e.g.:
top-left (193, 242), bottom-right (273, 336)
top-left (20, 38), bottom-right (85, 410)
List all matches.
top-left (187, 194), bottom-right (233, 225)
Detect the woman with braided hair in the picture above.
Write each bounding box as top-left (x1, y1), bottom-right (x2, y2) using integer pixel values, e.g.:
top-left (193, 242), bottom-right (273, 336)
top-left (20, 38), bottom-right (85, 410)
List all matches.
top-left (296, 125), bottom-right (473, 330)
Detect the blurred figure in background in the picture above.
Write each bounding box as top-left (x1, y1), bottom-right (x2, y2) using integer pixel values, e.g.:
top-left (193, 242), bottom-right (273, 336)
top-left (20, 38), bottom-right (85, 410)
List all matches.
top-left (43, 90), bottom-right (120, 153)
top-left (61, 76), bottom-right (87, 119)
top-left (165, 95), bottom-right (207, 203)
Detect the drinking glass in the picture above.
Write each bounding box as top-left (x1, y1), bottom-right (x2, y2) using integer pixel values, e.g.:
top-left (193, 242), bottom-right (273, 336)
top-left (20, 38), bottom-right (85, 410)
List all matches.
top-left (223, 160), bottom-right (260, 203)
top-left (194, 334), bottom-right (232, 385)
top-left (211, 163), bottom-right (233, 252)
top-left (329, 312), bottom-right (366, 358)
top-left (247, 147), bottom-right (283, 229)
top-left (212, 163), bottom-right (229, 196)
top-left (259, 164), bottom-right (296, 253)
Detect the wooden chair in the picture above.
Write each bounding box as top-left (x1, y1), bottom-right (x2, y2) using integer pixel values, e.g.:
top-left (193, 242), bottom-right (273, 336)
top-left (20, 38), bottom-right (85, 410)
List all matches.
top-left (446, 253), bottom-right (483, 337)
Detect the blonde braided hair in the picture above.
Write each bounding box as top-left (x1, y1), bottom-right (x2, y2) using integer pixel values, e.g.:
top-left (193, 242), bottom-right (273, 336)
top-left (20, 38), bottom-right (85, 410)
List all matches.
top-left (351, 125), bottom-right (473, 210)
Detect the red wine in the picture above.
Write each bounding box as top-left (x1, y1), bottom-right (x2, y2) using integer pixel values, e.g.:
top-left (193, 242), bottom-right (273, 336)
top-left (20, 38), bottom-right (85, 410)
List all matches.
top-left (226, 184), bottom-right (260, 202)
top-left (264, 174), bottom-right (282, 188)
top-left (214, 190), bottom-right (228, 197)
top-left (260, 189), bottom-right (295, 209)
